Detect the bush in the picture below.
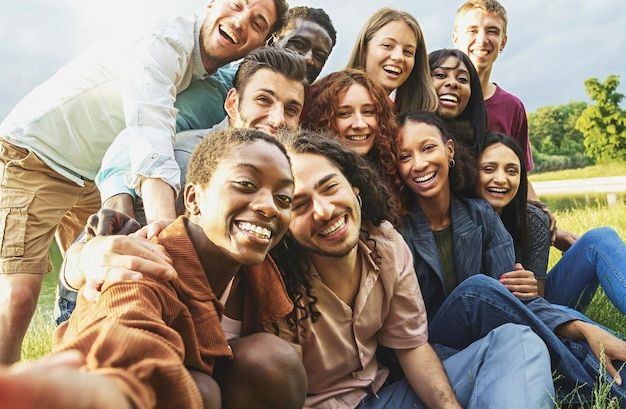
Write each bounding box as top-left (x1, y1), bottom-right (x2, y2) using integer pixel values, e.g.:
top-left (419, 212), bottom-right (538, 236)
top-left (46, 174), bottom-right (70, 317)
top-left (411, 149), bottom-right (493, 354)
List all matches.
top-left (532, 151), bottom-right (593, 173)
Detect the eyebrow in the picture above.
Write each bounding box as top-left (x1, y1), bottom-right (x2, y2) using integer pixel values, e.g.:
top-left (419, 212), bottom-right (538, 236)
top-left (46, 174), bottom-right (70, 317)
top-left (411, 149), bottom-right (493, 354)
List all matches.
top-left (234, 163), bottom-right (294, 186)
top-left (292, 173), bottom-right (339, 200)
top-left (437, 65), bottom-right (469, 74)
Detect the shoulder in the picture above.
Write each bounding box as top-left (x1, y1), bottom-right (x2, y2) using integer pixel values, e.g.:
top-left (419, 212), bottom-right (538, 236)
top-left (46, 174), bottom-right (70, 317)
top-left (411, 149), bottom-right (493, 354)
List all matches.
top-left (527, 204), bottom-right (549, 227)
top-left (455, 196), bottom-right (496, 220)
top-left (363, 221), bottom-right (412, 272)
top-left (492, 85), bottom-right (526, 110)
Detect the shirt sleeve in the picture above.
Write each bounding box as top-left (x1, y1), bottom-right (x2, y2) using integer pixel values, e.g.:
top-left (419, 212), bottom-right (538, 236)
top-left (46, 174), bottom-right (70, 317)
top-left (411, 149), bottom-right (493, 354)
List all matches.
top-left (514, 101), bottom-right (534, 171)
top-left (54, 280), bottom-right (202, 409)
top-left (378, 234), bottom-right (429, 350)
top-left (96, 131), bottom-right (137, 203)
top-left (116, 26), bottom-right (195, 196)
top-left (524, 204), bottom-right (550, 278)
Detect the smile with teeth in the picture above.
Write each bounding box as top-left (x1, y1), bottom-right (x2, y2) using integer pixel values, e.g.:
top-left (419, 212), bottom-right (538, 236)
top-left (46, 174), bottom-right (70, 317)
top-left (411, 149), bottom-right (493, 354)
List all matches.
top-left (219, 24), bottom-right (240, 44)
top-left (237, 221), bottom-right (272, 240)
top-left (318, 215), bottom-right (347, 238)
top-left (487, 187), bottom-right (508, 195)
top-left (439, 94), bottom-right (459, 103)
top-left (346, 134), bottom-right (370, 142)
top-left (383, 65), bottom-right (402, 75)
top-left (413, 171), bottom-right (436, 184)
top-left (470, 49), bottom-right (490, 57)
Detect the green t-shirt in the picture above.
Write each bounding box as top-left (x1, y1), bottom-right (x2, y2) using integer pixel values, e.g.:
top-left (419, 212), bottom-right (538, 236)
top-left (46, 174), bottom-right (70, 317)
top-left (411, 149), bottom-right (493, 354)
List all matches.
top-left (433, 226), bottom-right (456, 295)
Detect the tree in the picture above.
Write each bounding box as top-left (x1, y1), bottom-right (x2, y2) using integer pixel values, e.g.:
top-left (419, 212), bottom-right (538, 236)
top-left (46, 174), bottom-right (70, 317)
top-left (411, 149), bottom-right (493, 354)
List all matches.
top-left (575, 75), bottom-right (626, 162)
top-left (528, 101), bottom-right (587, 157)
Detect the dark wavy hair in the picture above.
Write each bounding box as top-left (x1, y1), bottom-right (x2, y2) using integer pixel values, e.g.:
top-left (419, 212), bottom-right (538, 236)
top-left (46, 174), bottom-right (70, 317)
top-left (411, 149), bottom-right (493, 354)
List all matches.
top-left (397, 111), bottom-right (477, 210)
top-left (301, 69), bottom-right (404, 223)
top-left (428, 49), bottom-right (487, 152)
top-left (480, 133), bottom-right (529, 257)
top-left (272, 130), bottom-right (392, 332)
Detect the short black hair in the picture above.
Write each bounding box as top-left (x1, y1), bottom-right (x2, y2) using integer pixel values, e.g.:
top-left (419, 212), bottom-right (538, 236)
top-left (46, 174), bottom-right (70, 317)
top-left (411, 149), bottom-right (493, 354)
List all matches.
top-left (233, 46), bottom-right (308, 95)
top-left (281, 6), bottom-right (337, 47)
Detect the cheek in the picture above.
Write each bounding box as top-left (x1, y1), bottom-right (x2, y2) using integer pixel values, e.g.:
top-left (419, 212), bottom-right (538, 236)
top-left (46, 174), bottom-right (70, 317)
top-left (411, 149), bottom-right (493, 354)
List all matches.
top-left (398, 162), bottom-right (412, 182)
top-left (335, 118), bottom-right (350, 137)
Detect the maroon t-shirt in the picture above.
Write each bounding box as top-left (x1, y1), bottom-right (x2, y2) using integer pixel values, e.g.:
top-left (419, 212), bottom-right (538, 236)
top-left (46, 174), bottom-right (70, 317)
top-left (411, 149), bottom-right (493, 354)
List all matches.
top-left (484, 84), bottom-right (534, 171)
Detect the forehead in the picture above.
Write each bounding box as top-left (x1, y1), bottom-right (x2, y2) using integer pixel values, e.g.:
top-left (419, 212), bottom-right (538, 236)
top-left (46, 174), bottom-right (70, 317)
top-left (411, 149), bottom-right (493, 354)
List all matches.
top-left (371, 20), bottom-right (416, 46)
top-left (456, 9), bottom-right (506, 32)
top-left (290, 152), bottom-right (347, 190)
top-left (435, 56), bottom-right (467, 71)
top-left (284, 19), bottom-right (332, 46)
top-left (399, 122), bottom-right (443, 147)
top-left (246, 0), bottom-right (278, 21)
top-left (480, 143), bottom-right (520, 164)
top-left (338, 83), bottom-right (374, 105)
top-left (242, 68), bottom-right (305, 102)
top-left (216, 139), bottom-right (292, 178)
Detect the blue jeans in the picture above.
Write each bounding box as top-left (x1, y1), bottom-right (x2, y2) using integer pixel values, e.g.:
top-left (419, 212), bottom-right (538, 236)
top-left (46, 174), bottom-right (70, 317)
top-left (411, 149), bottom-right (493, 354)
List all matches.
top-left (428, 275), bottom-right (626, 406)
top-left (545, 227), bottom-right (626, 314)
top-left (359, 324), bottom-right (554, 409)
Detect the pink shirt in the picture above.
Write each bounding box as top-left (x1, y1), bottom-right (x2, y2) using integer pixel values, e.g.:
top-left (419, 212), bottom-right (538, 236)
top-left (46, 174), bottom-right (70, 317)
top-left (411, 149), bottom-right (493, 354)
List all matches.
top-left (279, 222), bottom-right (428, 409)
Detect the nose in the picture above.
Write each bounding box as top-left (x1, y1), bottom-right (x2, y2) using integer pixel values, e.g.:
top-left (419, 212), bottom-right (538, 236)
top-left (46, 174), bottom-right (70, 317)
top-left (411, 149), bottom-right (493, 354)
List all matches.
top-left (410, 154), bottom-right (428, 174)
top-left (390, 45), bottom-right (403, 61)
top-left (351, 112), bottom-right (367, 130)
top-left (475, 29), bottom-right (487, 45)
top-left (303, 49), bottom-right (314, 65)
top-left (444, 77), bottom-right (459, 89)
top-left (267, 104), bottom-right (286, 128)
top-left (251, 189), bottom-right (279, 218)
top-left (493, 169), bottom-right (507, 183)
top-left (232, 8), bottom-right (250, 30)
top-left (312, 196), bottom-right (334, 221)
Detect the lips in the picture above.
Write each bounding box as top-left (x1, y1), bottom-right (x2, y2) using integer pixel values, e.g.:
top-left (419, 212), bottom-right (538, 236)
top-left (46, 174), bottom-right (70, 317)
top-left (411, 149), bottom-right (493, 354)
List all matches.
top-left (383, 64), bottom-right (402, 76)
top-left (413, 171), bottom-right (437, 184)
top-left (345, 134), bottom-right (370, 142)
top-left (486, 187), bottom-right (509, 197)
top-left (219, 24), bottom-right (240, 45)
top-left (236, 220), bottom-right (273, 241)
top-left (316, 214), bottom-right (348, 239)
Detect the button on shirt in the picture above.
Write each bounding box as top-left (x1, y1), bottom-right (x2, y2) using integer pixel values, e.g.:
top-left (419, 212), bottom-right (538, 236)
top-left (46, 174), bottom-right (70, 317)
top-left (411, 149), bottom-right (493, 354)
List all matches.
top-left (0, 15), bottom-right (208, 193)
top-left (279, 222), bottom-right (429, 409)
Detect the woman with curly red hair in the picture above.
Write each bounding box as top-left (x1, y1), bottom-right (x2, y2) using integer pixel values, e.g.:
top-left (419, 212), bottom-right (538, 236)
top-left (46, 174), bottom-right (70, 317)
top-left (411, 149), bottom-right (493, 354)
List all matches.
top-left (301, 69), bottom-right (403, 222)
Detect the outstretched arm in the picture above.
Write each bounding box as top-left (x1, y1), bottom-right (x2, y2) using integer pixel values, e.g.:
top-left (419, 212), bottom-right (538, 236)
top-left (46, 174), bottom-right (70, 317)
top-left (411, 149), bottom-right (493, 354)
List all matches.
top-left (396, 343), bottom-right (461, 409)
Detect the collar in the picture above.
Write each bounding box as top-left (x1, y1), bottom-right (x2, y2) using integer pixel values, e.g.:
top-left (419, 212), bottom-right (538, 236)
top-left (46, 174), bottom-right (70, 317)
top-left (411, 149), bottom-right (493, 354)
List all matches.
top-left (192, 15), bottom-right (210, 80)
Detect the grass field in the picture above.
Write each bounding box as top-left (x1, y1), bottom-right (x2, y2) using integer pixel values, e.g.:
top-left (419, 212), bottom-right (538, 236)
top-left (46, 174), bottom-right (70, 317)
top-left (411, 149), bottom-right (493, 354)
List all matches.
top-left (21, 202), bottom-right (626, 408)
top-left (529, 161), bottom-right (626, 182)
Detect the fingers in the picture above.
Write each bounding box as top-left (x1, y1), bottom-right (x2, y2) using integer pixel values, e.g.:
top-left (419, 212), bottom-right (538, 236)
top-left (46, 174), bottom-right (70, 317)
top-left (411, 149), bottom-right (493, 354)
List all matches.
top-left (12, 350), bottom-right (86, 374)
top-left (501, 269), bottom-right (535, 279)
top-left (604, 359), bottom-right (622, 386)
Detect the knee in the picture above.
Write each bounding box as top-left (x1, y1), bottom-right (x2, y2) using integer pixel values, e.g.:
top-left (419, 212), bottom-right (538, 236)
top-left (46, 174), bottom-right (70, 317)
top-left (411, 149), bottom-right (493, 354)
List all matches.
top-left (457, 275), bottom-right (507, 296)
top-left (580, 227), bottom-right (619, 247)
top-left (490, 323), bottom-right (549, 359)
top-left (189, 370), bottom-right (221, 409)
top-left (0, 278), bottom-right (40, 316)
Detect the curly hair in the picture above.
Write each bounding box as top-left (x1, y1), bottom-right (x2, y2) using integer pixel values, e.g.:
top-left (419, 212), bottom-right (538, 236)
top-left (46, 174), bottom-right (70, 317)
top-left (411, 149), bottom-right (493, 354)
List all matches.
top-left (186, 127), bottom-right (289, 187)
top-left (275, 6), bottom-right (337, 48)
top-left (272, 130), bottom-right (393, 332)
top-left (301, 69), bottom-right (404, 223)
top-left (397, 112), bottom-right (477, 211)
top-left (429, 49), bottom-right (487, 152)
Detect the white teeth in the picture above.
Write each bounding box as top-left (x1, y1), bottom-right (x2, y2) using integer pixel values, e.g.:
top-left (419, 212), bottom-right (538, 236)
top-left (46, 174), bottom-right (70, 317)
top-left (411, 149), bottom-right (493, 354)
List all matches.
top-left (487, 187), bottom-right (508, 194)
top-left (238, 222), bottom-right (271, 239)
top-left (471, 49), bottom-right (489, 57)
top-left (319, 216), bottom-right (346, 237)
top-left (220, 25), bottom-right (239, 44)
top-left (413, 172), bottom-right (436, 183)
top-left (347, 134), bottom-right (369, 141)
top-left (439, 94), bottom-right (458, 103)
top-left (383, 65), bottom-right (401, 74)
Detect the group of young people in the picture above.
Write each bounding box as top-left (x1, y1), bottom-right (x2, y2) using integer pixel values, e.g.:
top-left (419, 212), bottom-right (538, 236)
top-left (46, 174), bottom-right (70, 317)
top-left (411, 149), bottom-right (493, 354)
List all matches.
top-left (1, 0), bottom-right (625, 408)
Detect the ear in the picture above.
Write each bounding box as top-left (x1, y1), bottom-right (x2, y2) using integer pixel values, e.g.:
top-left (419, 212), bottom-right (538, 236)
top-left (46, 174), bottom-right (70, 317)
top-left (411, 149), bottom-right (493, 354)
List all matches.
top-left (224, 88), bottom-right (239, 121)
top-left (500, 34), bottom-right (508, 53)
top-left (446, 139), bottom-right (455, 160)
top-left (352, 186), bottom-right (360, 196)
top-left (451, 30), bottom-right (459, 47)
top-left (184, 184), bottom-right (201, 216)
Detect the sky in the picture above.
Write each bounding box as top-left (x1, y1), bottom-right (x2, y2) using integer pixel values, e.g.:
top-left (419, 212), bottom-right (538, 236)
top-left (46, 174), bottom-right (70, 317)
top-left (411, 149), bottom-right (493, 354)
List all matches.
top-left (1, 0), bottom-right (625, 119)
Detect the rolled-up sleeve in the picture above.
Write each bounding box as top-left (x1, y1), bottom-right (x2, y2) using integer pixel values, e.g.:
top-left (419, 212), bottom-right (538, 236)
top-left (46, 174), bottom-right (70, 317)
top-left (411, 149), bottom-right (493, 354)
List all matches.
top-left (117, 29), bottom-right (193, 196)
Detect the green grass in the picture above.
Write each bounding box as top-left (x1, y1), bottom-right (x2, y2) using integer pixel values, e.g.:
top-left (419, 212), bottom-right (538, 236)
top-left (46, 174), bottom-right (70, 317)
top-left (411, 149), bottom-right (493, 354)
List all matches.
top-left (529, 161), bottom-right (626, 182)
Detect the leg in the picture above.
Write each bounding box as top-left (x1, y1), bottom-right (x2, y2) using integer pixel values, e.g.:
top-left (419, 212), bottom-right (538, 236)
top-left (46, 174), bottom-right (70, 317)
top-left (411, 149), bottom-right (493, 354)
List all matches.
top-left (428, 275), bottom-right (595, 397)
top-left (0, 350), bottom-right (132, 409)
top-left (214, 332), bottom-right (306, 409)
top-left (189, 369), bottom-right (221, 409)
top-left (56, 181), bottom-right (101, 254)
top-left (357, 378), bottom-right (426, 409)
top-left (441, 323), bottom-right (554, 409)
top-left (545, 227), bottom-right (626, 313)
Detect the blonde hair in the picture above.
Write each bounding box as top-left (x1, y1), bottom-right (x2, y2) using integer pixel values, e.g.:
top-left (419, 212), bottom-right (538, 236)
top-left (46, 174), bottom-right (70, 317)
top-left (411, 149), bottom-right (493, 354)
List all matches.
top-left (346, 7), bottom-right (438, 115)
top-left (454, 0), bottom-right (508, 34)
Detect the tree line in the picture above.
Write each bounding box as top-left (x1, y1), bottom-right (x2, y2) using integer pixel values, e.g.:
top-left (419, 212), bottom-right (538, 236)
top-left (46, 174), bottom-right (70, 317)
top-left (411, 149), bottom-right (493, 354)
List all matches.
top-left (528, 74), bottom-right (626, 172)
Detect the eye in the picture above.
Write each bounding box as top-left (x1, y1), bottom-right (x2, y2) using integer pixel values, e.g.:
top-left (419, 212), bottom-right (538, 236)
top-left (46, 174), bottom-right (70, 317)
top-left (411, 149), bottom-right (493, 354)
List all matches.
top-left (480, 166), bottom-right (495, 173)
top-left (336, 110), bottom-right (352, 118)
top-left (467, 28), bottom-right (478, 35)
top-left (314, 52), bottom-right (328, 62)
top-left (458, 75), bottom-right (469, 84)
top-left (286, 105), bottom-right (301, 117)
top-left (230, 0), bottom-right (243, 11)
top-left (432, 72), bottom-right (446, 80)
top-left (363, 109), bottom-right (376, 117)
top-left (235, 180), bottom-right (256, 190)
top-left (288, 39), bottom-right (306, 51)
top-left (381, 42), bottom-right (393, 49)
top-left (275, 194), bottom-right (293, 207)
top-left (399, 153), bottom-right (411, 162)
top-left (323, 182), bottom-right (338, 194)
top-left (403, 49), bottom-right (415, 57)
top-left (506, 168), bottom-right (519, 176)
top-left (291, 200), bottom-right (307, 212)
top-left (256, 95), bottom-right (272, 105)
top-left (423, 144), bottom-right (436, 152)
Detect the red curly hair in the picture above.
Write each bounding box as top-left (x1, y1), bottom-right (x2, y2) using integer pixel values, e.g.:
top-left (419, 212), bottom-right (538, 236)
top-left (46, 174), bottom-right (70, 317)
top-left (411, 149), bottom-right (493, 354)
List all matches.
top-left (301, 69), bottom-right (405, 223)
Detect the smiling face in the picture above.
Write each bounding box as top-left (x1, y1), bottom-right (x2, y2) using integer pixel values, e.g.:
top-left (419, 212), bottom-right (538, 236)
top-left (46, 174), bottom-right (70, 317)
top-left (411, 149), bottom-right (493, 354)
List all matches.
top-left (453, 9), bottom-right (507, 73)
top-left (186, 139), bottom-right (293, 266)
top-left (431, 56), bottom-right (472, 119)
top-left (477, 142), bottom-right (521, 213)
top-left (364, 20), bottom-right (417, 92)
top-left (398, 121), bottom-right (454, 204)
top-left (288, 152), bottom-right (361, 259)
top-left (274, 18), bottom-right (333, 83)
top-left (334, 83), bottom-right (379, 156)
top-left (225, 68), bottom-right (305, 134)
top-left (201, 0), bottom-right (278, 70)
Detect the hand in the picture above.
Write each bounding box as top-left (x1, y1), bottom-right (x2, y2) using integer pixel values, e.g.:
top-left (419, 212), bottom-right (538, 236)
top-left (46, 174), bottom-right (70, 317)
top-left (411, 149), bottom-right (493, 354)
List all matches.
top-left (130, 220), bottom-right (173, 240)
top-left (553, 228), bottom-right (578, 253)
top-left (85, 208), bottom-right (141, 239)
top-left (528, 199), bottom-right (557, 244)
top-left (579, 322), bottom-right (625, 386)
top-left (79, 235), bottom-right (176, 301)
top-left (500, 263), bottom-right (539, 299)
